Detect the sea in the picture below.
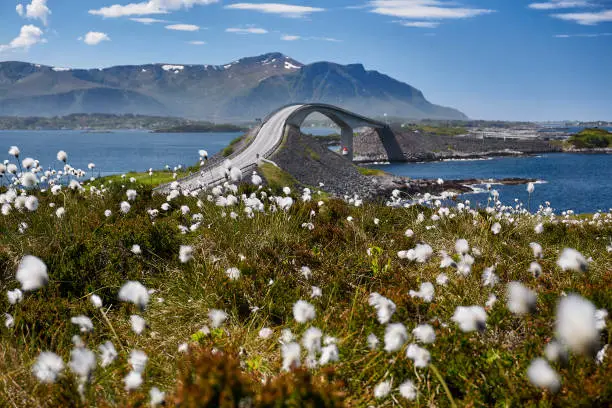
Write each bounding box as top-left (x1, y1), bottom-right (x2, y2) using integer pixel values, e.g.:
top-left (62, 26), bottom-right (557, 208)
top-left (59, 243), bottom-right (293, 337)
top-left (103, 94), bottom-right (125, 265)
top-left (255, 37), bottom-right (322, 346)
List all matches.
top-left (1, 129), bottom-right (610, 214)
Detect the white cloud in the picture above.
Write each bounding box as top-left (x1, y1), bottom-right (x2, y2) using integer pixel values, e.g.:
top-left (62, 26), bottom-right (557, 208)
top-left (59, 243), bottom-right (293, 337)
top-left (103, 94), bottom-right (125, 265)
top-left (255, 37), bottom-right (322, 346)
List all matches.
top-left (130, 17), bottom-right (169, 24)
top-left (166, 24), bottom-right (200, 31)
top-left (90, 0), bottom-right (218, 18)
top-left (554, 32), bottom-right (612, 37)
top-left (552, 9), bottom-right (612, 24)
top-left (280, 35), bottom-right (341, 42)
top-left (188, 40), bottom-right (206, 45)
top-left (367, 0), bottom-right (494, 20)
top-left (81, 32), bottom-right (111, 45)
top-left (225, 3), bottom-right (325, 18)
top-left (281, 34), bottom-right (301, 41)
top-left (0, 24), bottom-right (46, 53)
top-left (399, 20), bottom-right (440, 28)
top-left (528, 1), bottom-right (593, 10)
top-left (226, 27), bottom-right (268, 34)
top-left (16, 0), bottom-right (51, 26)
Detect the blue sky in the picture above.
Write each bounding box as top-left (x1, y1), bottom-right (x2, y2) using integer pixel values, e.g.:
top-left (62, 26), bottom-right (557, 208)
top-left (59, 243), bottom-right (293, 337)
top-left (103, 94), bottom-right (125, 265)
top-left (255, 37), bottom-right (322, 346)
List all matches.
top-left (1, 1), bottom-right (612, 121)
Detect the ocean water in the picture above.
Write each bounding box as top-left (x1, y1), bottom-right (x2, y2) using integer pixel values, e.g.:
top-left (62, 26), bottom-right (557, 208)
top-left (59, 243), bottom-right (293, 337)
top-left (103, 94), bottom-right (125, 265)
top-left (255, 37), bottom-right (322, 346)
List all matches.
top-left (0, 130), bottom-right (242, 176)
top-left (371, 153), bottom-right (612, 214)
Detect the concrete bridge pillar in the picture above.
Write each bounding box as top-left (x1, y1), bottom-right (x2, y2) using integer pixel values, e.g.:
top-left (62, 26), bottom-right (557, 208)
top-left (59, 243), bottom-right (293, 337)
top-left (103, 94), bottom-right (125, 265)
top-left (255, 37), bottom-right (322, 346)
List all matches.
top-left (341, 126), bottom-right (354, 161)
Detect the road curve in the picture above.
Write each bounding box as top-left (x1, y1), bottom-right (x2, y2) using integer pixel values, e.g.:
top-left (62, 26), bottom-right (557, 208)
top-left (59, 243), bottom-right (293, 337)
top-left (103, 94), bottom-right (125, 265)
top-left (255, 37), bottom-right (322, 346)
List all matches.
top-left (172, 104), bottom-right (305, 192)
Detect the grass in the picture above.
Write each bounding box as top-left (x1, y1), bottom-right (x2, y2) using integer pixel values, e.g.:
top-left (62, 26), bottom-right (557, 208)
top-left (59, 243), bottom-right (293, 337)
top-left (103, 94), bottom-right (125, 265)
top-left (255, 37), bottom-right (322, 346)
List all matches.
top-left (90, 170), bottom-right (189, 187)
top-left (404, 124), bottom-right (467, 137)
top-left (356, 166), bottom-right (386, 177)
top-left (0, 177), bottom-right (610, 407)
top-left (567, 128), bottom-right (612, 149)
top-left (258, 162), bottom-right (299, 190)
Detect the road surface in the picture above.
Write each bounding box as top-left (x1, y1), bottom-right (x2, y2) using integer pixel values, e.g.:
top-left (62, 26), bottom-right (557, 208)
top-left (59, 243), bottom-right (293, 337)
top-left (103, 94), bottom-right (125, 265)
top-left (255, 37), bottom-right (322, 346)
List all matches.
top-left (173, 104), bottom-right (305, 192)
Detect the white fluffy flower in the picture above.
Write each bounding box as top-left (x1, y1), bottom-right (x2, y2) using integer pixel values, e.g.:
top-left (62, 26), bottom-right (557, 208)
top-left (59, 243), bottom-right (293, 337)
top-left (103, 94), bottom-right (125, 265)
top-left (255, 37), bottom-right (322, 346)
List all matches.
top-left (208, 309), bottom-right (228, 328)
top-left (55, 207), bottom-right (65, 218)
top-left (311, 286), bottom-right (322, 298)
top-left (506, 282), bottom-right (537, 315)
top-left (557, 248), bottom-right (588, 272)
top-left (104, 209), bottom-right (112, 217)
top-left (131, 244), bottom-right (142, 255)
top-left (126, 189), bottom-right (138, 201)
top-left (529, 261), bottom-right (542, 278)
top-left (293, 300), bottom-right (316, 323)
top-left (130, 315), bottom-right (146, 334)
top-left (179, 245), bottom-right (193, 263)
top-left (5, 313), bottom-right (14, 329)
top-left (57, 150), bottom-right (68, 162)
top-left (413, 244), bottom-right (433, 263)
top-left (300, 266), bottom-right (312, 279)
top-left (21, 172), bottom-right (38, 187)
top-left (544, 340), bottom-right (567, 363)
top-left (69, 347), bottom-right (96, 381)
top-left (399, 379), bottom-right (417, 400)
top-left (120, 201), bottom-right (131, 214)
top-left (16, 255), bottom-right (48, 291)
top-left (455, 239), bottom-right (469, 255)
top-left (534, 223), bottom-right (544, 234)
top-left (491, 222), bottom-right (501, 234)
top-left (98, 341), bottom-right (118, 367)
top-left (452, 305), bottom-right (487, 332)
top-left (225, 267), bottom-right (240, 280)
top-left (556, 294), bottom-right (600, 355)
top-left (481, 266), bottom-right (499, 287)
top-left (384, 323), bottom-right (408, 352)
top-left (302, 326), bottom-right (323, 357)
top-left (150, 386), bottom-right (165, 407)
top-left (71, 315), bottom-right (94, 333)
top-left (529, 242), bottom-right (543, 259)
top-left (118, 281), bottom-right (150, 310)
top-left (32, 352), bottom-right (64, 384)
top-left (404, 229), bottom-right (414, 237)
top-left (7, 288), bottom-right (23, 305)
top-left (90, 294), bottom-right (102, 308)
top-left (129, 350), bottom-right (148, 373)
top-left (368, 293), bottom-right (396, 324)
top-left (320, 343), bottom-right (339, 365)
top-left (406, 344), bottom-right (431, 368)
top-left (412, 324), bottom-right (436, 344)
top-left (281, 342), bottom-right (301, 371)
top-left (527, 358), bottom-right (560, 392)
top-left (409, 282), bottom-right (434, 302)
top-left (25, 196), bottom-right (39, 211)
top-left (367, 333), bottom-right (379, 350)
top-left (124, 371), bottom-right (143, 391)
top-left (259, 327), bottom-right (273, 339)
top-left (373, 379), bottom-right (392, 399)
top-left (436, 273), bottom-right (449, 286)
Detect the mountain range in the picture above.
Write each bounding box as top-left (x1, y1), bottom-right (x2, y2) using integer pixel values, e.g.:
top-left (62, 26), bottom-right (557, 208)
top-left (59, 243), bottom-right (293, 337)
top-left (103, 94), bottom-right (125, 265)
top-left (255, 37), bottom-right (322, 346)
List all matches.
top-left (0, 52), bottom-right (467, 121)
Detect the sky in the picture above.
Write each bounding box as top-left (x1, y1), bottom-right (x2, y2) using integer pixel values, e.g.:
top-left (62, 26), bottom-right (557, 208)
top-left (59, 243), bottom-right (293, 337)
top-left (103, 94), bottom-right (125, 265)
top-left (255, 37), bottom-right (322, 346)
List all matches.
top-left (1, 1), bottom-right (612, 121)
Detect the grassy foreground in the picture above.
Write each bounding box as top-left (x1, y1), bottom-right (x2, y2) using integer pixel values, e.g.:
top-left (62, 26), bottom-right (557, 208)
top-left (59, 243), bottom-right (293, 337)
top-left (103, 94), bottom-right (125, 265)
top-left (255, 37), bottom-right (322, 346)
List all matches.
top-left (0, 179), bottom-right (611, 407)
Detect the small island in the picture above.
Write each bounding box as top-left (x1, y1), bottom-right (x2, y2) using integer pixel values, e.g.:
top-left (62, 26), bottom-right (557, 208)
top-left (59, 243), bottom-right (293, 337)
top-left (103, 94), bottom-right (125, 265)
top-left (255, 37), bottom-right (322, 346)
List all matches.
top-left (566, 127), bottom-right (612, 149)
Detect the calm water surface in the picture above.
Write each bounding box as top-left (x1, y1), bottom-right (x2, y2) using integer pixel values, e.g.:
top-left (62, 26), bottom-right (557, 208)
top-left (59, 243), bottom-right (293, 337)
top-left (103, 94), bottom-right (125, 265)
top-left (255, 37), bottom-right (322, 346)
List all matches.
top-left (0, 130), bottom-right (242, 175)
top-left (371, 153), bottom-right (612, 213)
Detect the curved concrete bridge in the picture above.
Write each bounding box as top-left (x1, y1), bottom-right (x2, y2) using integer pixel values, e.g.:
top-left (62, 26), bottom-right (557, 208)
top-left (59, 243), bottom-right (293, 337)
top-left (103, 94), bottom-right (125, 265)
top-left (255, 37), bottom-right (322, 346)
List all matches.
top-left (168, 103), bottom-right (401, 191)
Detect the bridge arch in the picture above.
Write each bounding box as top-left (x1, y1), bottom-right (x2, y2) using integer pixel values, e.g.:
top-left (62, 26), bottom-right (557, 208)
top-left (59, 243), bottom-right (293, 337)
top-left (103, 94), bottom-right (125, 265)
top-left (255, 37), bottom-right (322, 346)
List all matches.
top-left (271, 103), bottom-right (400, 161)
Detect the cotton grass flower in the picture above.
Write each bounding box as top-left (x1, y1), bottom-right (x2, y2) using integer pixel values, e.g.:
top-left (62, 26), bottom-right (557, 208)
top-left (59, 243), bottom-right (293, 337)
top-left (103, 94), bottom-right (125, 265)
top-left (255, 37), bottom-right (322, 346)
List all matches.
top-left (374, 379), bottom-right (392, 399)
top-left (527, 358), bottom-right (560, 392)
top-left (208, 309), bottom-right (228, 328)
top-left (529, 261), bottom-right (543, 278)
top-left (33, 352), bottom-right (64, 383)
top-left (413, 243), bottom-right (433, 263)
top-left (131, 244), bottom-right (142, 255)
top-left (368, 293), bottom-right (396, 324)
top-left (16, 255), bottom-right (48, 291)
top-left (300, 266), bottom-right (312, 279)
top-left (98, 341), bottom-right (117, 367)
top-left (409, 282), bottom-right (434, 302)
top-left (452, 305), bottom-right (487, 332)
top-left (529, 242), bottom-right (543, 259)
top-left (5, 313), bottom-right (14, 329)
top-left (129, 315), bottom-right (146, 335)
top-left (556, 294), bottom-right (600, 355)
top-left (507, 282), bottom-right (537, 315)
top-left (225, 267), bottom-right (240, 280)
top-left (71, 315), bottom-right (94, 333)
top-left (7, 288), bottom-right (23, 305)
top-left (399, 379), bottom-right (417, 401)
top-left (57, 150), bottom-right (68, 163)
top-left (25, 196), bottom-right (38, 211)
top-left (149, 387), bottom-right (165, 407)
top-left (281, 342), bottom-right (301, 371)
top-left (436, 273), bottom-right (448, 286)
top-left (406, 343), bottom-right (431, 367)
top-left (455, 238), bottom-right (469, 255)
top-left (534, 223), bottom-right (544, 234)
top-left (404, 228), bottom-right (414, 237)
top-left (69, 347), bottom-right (96, 381)
top-left (120, 201), bottom-right (131, 214)
top-left (20, 172), bottom-right (38, 187)
top-left (310, 286), bottom-right (322, 298)
top-left (412, 324), bottom-right (436, 344)
top-left (8, 146), bottom-right (20, 158)
top-left (384, 323), bottom-right (408, 352)
top-left (557, 248), bottom-right (588, 272)
top-left (90, 294), bottom-right (102, 308)
top-left (491, 222), bottom-right (501, 234)
top-left (259, 327), bottom-right (273, 339)
top-left (293, 300), bottom-right (316, 323)
top-left (55, 207), bottom-right (65, 218)
top-left (118, 281), bottom-right (149, 310)
top-left (124, 371), bottom-right (143, 391)
top-left (544, 340), bottom-right (568, 363)
top-left (104, 209), bottom-right (112, 217)
top-left (126, 189), bottom-right (138, 201)
top-left (179, 245), bottom-right (193, 263)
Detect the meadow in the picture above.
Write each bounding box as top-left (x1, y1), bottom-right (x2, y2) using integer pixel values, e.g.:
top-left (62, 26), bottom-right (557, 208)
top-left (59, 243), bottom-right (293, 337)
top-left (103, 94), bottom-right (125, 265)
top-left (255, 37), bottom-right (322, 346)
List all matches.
top-left (0, 147), bottom-right (610, 407)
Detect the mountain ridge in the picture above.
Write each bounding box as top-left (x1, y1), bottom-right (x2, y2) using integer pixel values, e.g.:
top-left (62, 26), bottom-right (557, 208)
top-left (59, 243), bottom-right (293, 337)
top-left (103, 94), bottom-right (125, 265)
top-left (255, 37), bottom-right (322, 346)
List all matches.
top-left (0, 52), bottom-right (467, 121)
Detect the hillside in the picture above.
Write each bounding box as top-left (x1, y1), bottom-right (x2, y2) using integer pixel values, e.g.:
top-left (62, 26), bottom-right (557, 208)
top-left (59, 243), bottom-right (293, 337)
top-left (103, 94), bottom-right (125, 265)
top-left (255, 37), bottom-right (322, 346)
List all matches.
top-left (0, 53), bottom-right (466, 121)
top-left (567, 128), bottom-right (612, 149)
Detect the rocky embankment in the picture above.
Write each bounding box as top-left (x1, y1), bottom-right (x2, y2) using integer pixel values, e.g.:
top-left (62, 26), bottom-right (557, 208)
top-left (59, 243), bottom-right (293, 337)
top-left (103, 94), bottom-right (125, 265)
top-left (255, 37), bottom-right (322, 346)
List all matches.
top-left (352, 128), bottom-right (561, 162)
top-left (269, 127), bottom-right (535, 200)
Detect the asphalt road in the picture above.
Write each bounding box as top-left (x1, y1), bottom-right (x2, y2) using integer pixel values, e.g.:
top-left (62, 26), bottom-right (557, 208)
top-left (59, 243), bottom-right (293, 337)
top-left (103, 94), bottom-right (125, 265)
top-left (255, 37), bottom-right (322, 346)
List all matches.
top-left (176, 104), bottom-right (304, 191)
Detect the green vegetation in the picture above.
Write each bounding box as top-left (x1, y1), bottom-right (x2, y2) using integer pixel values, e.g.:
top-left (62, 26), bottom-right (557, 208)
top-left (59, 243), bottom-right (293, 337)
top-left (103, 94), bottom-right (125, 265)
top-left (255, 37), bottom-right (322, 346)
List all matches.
top-left (402, 123), bottom-right (467, 137)
top-left (0, 179), bottom-right (610, 406)
top-left (258, 162), bottom-right (299, 190)
top-left (567, 128), bottom-right (612, 149)
top-left (0, 113), bottom-right (250, 132)
top-left (356, 166), bottom-right (386, 176)
top-left (304, 147), bottom-right (321, 161)
top-left (222, 146), bottom-right (234, 157)
top-left (91, 170), bottom-right (188, 188)
top-left (153, 123), bottom-right (246, 133)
